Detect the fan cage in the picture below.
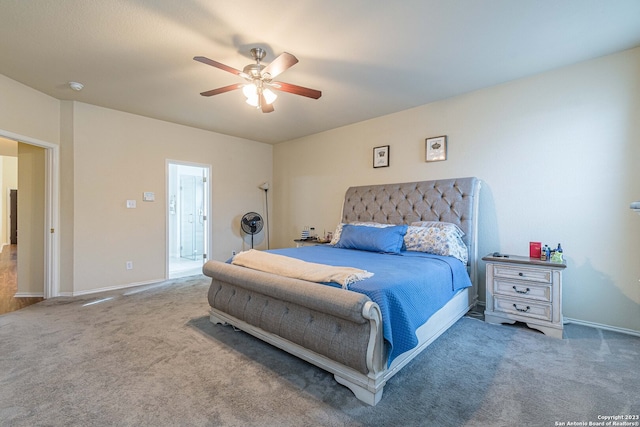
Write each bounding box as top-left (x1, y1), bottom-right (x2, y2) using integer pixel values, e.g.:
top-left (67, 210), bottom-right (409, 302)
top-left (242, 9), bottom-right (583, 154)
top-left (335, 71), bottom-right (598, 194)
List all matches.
top-left (241, 212), bottom-right (264, 249)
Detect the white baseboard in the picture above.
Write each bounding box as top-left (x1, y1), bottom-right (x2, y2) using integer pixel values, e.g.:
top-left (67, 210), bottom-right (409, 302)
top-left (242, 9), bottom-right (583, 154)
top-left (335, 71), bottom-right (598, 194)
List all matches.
top-left (564, 317), bottom-right (640, 338)
top-left (57, 278), bottom-right (166, 297)
top-left (14, 292), bottom-right (44, 298)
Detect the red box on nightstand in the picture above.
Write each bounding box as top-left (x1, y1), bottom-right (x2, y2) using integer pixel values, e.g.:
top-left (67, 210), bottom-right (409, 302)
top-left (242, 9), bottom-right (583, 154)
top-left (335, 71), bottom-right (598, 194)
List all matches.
top-left (529, 242), bottom-right (541, 258)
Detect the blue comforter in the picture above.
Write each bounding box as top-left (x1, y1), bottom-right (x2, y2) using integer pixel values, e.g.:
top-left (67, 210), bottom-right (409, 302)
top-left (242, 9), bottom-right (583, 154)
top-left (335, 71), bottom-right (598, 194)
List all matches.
top-left (266, 245), bottom-right (472, 364)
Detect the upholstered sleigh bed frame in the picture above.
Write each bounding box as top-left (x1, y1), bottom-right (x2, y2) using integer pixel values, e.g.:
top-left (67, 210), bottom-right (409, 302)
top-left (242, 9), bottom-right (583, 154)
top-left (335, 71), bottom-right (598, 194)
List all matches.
top-left (203, 177), bottom-right (480, 405)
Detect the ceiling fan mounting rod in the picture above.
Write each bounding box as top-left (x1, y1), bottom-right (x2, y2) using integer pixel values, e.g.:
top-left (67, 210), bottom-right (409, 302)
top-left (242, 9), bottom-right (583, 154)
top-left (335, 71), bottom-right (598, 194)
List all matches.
top-left (243, 48), bottom-right (270, 81)
top-left (250, 47), bottom-right (266, 63)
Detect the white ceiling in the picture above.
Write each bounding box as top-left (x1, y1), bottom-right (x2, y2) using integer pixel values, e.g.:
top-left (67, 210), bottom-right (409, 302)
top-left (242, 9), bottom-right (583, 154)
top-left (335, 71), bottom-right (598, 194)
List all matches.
top-left (1, 1), bottom-right (639, 144)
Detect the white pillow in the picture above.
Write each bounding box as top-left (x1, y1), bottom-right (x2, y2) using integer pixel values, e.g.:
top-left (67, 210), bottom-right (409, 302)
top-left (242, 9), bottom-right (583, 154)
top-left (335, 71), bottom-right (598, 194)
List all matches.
top-left (410, 221), bottom-right (465, 237)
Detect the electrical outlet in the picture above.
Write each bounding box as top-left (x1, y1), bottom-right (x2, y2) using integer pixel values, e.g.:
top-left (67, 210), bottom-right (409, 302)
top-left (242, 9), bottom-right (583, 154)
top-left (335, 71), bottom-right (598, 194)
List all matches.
top-left (126, 261), bottom-right (133, 270)
top-left (232, 251), bottom-right (236, 256)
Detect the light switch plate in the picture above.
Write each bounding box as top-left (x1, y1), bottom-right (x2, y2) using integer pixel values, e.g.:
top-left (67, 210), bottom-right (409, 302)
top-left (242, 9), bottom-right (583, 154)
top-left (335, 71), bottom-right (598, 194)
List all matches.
top-left (126, 200), bottom-right (136, 208)
top-left (143, 192), bottom-right (155, 202)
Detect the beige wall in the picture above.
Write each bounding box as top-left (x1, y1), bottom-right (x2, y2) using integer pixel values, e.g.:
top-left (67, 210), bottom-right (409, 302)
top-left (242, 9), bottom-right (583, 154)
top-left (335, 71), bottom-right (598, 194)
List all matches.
top-left (68, 102), bottom-right (272, 293)
top-left (0, 72), bottom-right (272, 296)
top-left (59, 101), bottom-right (75, 296)
top-left (273, 47), bottom-right (640, 332)
top-left (0, 74), bottom-right (60, 144)
top-left (0, 74), bottom-right (57, 298)
top-left (0, 137), bottom-right (18, 156)
top-left (1, 154), bottom-right (18, 245)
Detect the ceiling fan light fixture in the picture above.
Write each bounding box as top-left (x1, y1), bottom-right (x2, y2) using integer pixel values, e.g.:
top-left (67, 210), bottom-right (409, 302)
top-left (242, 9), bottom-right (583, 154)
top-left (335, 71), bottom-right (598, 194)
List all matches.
top-left (246, 96), bottom-right (259, 107)
top-left (243, 83), bottom-right (257, 97)
top-left (263, 88), bottom-right (277, 105)
top-left (243, 83), bottom-right (259, 107)
top-left (243, 84), bottom-right (277, 107)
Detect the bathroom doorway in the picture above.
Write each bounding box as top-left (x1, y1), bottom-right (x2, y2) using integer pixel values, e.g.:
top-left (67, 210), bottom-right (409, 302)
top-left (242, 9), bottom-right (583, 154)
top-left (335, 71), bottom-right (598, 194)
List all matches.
top-left (167, 161), bottom-right (211, 278)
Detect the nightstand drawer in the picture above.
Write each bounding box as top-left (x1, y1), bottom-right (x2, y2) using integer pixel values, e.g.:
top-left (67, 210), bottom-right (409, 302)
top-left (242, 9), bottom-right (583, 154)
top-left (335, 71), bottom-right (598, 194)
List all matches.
top-left (493, 296), bottom-right (552, 322)
top-left (492, 264), bottom-right (552, 284)
top-left (493, 279), bottom-right (552, 302)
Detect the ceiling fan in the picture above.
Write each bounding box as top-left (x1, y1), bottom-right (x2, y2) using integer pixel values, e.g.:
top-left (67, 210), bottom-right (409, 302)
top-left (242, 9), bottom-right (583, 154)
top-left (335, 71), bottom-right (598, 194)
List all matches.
top-left (194, 48), bottom-right (322, 113)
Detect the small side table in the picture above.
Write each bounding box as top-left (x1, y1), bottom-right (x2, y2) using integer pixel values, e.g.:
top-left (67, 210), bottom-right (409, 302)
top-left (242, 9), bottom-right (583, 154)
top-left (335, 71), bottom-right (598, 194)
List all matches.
top-left (483, 254), bottom-right (566, 338)
top-left (293, 239), bottom-right (330, 248)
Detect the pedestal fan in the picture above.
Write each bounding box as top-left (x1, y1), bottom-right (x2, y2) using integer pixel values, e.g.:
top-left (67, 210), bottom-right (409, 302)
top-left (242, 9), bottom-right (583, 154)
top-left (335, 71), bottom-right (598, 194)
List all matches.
top-left (241, 212), bottom-right (264, 249)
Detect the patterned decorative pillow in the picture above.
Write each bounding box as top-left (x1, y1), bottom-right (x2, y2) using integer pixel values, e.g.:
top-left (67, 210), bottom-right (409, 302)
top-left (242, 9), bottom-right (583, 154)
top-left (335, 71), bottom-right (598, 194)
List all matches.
top-left (410, 221), bottom-right (465, 237)
top-left (329, 221), bottom-right (394, 245)
top-left (404, 225), bottom-right (469, 264)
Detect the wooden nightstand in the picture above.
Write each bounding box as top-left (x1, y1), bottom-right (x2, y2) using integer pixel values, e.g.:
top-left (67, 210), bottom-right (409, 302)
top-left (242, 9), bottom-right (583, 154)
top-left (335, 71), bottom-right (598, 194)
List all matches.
top-left (293, 239), bottom-right (330, 247)
top-left (483, 254), bottom-right (566, 339)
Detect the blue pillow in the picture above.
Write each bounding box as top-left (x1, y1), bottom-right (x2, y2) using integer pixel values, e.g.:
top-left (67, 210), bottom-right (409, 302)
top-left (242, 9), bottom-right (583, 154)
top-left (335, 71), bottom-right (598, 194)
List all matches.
top-left (334, 224), bottom-right (408, 254)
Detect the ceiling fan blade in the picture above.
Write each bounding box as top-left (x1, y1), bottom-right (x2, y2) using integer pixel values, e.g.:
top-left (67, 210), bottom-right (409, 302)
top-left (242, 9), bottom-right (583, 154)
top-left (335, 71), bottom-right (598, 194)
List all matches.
top-left (272, 82), bottom-right (322, 99)
top-left (200, 83), bottom-right (243, 97)
top-left (194, 56), bottom-right (244, 76)
top-left (260, 92), bottom-right (275, 113)
top-left (262, 52), bottom-right (298, 79)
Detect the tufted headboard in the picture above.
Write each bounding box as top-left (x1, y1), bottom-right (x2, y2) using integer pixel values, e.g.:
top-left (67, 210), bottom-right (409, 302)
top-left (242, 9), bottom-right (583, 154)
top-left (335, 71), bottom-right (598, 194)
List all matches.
top-left (341, 177), bottom-right (481, 286)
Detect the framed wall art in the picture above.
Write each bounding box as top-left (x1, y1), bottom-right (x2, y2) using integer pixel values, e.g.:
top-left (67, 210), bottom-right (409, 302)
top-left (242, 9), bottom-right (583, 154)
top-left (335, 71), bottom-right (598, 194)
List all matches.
top-left (425, 136), bottom-right (447, 162)
top-left (373, 145), bottom-right (390, 168)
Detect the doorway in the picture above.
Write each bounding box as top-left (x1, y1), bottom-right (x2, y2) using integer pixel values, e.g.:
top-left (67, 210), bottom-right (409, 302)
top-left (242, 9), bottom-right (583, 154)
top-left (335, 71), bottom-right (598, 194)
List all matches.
top-left (0, 137), bottom-right (52, 314)
top-left (0, 130), bottom-right (59, 300)
top-left (167, 161), bottom-right (210, 278)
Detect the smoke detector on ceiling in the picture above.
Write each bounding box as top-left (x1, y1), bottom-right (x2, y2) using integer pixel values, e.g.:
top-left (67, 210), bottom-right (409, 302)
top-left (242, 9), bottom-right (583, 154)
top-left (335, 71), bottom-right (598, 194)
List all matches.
top-left (69, 81), bottom-right (84, 91)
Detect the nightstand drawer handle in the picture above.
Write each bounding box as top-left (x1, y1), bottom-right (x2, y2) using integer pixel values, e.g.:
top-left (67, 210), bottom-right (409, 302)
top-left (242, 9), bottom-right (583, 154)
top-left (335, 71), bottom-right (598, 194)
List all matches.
top-left (518, 272), bottom-right (524, 277)
top-left (512, 286), bottom-right (530, 294)
top-left (513, 304), bottom-right (530, 313)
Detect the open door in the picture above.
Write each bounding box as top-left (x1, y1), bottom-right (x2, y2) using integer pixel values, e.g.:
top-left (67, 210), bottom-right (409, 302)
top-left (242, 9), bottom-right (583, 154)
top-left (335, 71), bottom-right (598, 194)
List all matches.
top-left (167, 161), bottom-right (210, 278)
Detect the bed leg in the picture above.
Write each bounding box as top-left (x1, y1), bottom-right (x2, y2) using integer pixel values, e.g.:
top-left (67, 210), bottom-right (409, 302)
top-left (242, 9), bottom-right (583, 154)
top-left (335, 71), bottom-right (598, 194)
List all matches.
top-left (334, 375), bottom-right (383, 406)
top-left (209, 312), bottom-right (228, 326)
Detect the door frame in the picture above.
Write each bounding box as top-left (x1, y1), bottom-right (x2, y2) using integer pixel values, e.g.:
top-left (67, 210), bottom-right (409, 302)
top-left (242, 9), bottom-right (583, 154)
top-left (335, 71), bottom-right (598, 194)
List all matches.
top-left (8, 188), bottom-right (17, 244)
top-left (165, 159), bottom-right (211, 279)
top-left (0, 129), bottom-right (59, 299)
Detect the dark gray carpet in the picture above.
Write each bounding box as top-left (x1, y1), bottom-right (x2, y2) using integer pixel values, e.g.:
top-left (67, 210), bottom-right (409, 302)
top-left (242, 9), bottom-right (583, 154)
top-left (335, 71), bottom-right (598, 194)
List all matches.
top-left (1, 276), bottom-right (638, 427)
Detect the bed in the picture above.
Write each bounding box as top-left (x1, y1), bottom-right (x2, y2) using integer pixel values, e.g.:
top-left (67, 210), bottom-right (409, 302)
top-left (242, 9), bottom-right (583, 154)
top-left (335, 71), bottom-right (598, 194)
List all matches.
top-left (203, 177), bottom-right (481, 405)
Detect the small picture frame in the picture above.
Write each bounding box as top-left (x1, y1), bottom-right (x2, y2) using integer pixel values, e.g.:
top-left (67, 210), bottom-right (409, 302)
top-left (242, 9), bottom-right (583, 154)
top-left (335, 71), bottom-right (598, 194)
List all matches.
top-left (373, 145), bottom-right (390, 168)
top-left (425, 136), bottom-right (447, 162)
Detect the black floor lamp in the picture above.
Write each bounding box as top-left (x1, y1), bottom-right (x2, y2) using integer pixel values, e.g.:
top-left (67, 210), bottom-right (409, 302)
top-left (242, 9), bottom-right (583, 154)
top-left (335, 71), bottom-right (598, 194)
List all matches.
top-left (259, 182), bottom-right (270, 249)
